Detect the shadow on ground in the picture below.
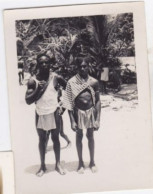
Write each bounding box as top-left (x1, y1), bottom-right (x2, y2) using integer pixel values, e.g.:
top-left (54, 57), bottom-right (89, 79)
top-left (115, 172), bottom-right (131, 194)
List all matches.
top-left (25, 161), bottom-right (89, 175)
top-left (25, 163), bottom-right (56, 175)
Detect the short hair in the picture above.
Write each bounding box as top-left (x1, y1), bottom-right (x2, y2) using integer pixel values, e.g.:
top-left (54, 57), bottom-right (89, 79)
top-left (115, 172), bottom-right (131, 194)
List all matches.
top-left (36, 53), bottom-right (56, 69)
top-left (36, 53), bottom-right (51, 64)
top-left (75, 54), bottom-right (90, 67)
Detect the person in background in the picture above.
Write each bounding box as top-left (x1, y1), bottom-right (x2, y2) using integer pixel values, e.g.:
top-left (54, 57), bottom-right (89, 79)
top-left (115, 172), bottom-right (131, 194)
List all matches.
top-left (100, 64), bottom-right (109, 95)
top-left (18, 61), bottom-right (24, 85)
top-left (45, 84), bottom-right (71, 152)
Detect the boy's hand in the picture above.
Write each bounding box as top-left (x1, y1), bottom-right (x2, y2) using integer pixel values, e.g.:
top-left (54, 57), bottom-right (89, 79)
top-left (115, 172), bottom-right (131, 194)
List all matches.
top-left (58, 107), bottom-right (65, 116)
top-left (71, 121), bottom-right (78, 132)
top-left (39, 80), bottom-right (47, 88)
top-left (94, 120), bottom-right (100, 131)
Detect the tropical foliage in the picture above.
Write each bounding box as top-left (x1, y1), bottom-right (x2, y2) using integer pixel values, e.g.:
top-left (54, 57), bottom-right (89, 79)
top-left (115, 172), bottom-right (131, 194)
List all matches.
top-left (16, 13), bottom-right (135, 80)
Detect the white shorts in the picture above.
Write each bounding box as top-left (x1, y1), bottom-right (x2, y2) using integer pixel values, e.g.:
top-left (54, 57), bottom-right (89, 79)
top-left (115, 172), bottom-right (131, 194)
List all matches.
top-left (36, 112), bottom-right (56, 131)
top-left (75, 107), bottom-right (96, 130)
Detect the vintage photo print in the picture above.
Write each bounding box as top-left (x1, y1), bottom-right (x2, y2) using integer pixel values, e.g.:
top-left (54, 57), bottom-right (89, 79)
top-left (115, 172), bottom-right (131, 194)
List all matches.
top-left (0, 152), bottom-right (15, 194)
top-left (3, 2), bottom-right (153, 194)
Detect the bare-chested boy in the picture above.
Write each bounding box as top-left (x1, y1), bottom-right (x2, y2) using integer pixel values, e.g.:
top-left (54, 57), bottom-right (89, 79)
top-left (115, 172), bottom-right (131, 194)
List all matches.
top-left (25, 54), bottom-right (66, 176)
top-left (63, 55), bottom-right (101, 174)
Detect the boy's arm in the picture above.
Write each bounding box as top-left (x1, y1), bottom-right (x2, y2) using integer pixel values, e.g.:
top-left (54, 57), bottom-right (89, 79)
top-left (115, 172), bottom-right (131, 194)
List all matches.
top-left (25, 79), bottom-right (48, 105)
top-left (25, 79), bottom-right (39, 105)
top-left (94, 81), bottom-right (101, 130)
top-left (57, 75), bottom-right (67, 89)
top-left (68, 110), bottom-right (78, 132)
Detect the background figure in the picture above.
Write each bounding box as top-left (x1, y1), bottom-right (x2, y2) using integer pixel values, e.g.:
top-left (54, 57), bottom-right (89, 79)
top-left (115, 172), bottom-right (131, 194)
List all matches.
top-left (29, 62), bottom-right (37, 76)
top-left (45, 114), bottom-right (71, 152)
top-left (100, 65), bottom-right (109, 95)
top-left (57, 87), bottom-right (71, 147)
top-left (18, 61), bottom-right (24, 85)
top-left (124, 64), bottom-right (131, 74)
top-left (109, 68), bottom-right (121, 93)
top-left (45, 86), bottom-right (71, 151)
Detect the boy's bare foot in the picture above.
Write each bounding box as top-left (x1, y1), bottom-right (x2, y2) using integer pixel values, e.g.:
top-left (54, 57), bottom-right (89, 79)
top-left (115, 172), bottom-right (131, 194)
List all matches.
top-left (77, 162), bottom-right (85, 174)
top-left (90, 165), bottom-right (97, 173)
top-left (77, 167), bottom-right (84, 174)
top-left (36, 166), bottom-right (47, 177)
top-left (55, 164), bottom-right (66, 175)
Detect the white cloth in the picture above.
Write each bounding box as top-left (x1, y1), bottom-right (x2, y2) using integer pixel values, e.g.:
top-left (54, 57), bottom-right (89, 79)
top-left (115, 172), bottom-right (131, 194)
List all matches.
top-left (36, 72), bottom-right (58, 115)
top-left (63, 74), bottom-right (95, 110)
top-left (101, 67), bottom-right (109, 81)
top-left (18, 68), bottom-right (23, 73)
top-left (77, 107), bottom-right (96, 130)
top-left (37, 113), bottom-right (56, 131)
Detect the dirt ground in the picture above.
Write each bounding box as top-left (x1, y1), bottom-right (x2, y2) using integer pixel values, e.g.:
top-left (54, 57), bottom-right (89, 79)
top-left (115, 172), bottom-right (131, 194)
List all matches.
top-left (101, 84), bottom-right (138, 111)
top-left (11, 84), bottom-right (153, 194)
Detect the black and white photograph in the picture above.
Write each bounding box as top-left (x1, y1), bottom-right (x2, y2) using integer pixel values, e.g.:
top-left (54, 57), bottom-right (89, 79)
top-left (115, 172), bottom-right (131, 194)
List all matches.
top-left (3, 2), bottom-right (153, 194)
